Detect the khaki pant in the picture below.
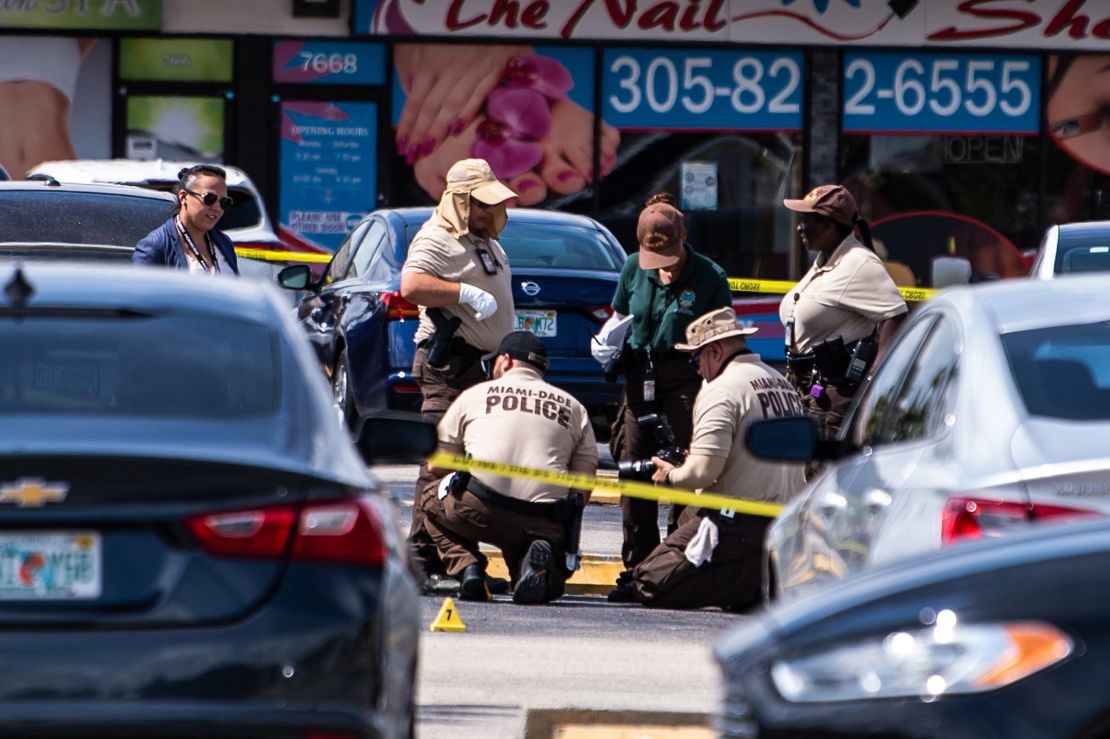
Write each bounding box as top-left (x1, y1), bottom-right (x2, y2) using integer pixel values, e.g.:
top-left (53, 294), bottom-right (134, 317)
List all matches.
top-left (632, 505), bottom-right (769, 612)
top-left (612, 353), bottom-right (701, 570)
top-left (421, 483), bottom-right (569, 602)
top-left (408, 344), bottom-right (488, 577)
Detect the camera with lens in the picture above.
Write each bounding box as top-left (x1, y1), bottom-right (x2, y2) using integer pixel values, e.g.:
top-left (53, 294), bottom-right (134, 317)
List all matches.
top-left (617, 413), bottom-right (686, 481)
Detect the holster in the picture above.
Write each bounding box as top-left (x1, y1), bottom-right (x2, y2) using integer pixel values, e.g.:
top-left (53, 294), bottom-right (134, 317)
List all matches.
top-left (424, 307), bottom-right (462, 366)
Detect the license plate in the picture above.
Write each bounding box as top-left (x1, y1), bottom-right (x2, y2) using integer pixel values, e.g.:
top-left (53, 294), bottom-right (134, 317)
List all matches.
top-left (515, 310), bottom-right (557, 337)
top-left (0, 531), bottom-right (101, 600)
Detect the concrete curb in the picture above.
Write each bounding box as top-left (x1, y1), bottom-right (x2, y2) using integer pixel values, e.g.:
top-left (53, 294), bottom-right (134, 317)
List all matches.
top-left (523, 708), bottom-right (711, 738)
top-left (482, 549), bottom-right (622, 596)
top-left (589, 470), bottom-right (620, 506)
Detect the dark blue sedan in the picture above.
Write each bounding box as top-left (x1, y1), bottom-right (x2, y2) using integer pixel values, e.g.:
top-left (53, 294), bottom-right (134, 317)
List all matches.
top-left (0, 262), bottom-right (432, 738)
top-left (281, 208), bottom-right (626, 434)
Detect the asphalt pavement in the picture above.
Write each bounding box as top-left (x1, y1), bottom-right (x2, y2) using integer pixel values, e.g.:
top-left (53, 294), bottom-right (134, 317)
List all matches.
top-left (371, 451), bottom-right (746, 738)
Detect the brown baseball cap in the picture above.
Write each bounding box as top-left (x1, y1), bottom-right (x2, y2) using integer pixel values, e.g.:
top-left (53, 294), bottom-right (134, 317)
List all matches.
top-left (636, 203), bottom-right (685, 270)
top-left (783, 185), bottom-right (859, 227)
top-left (674, 306), bottom-right (757, 352)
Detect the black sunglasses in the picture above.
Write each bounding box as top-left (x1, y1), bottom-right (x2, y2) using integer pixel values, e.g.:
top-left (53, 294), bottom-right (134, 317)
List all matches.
top-left (186, 189), bottom-right (233, 209)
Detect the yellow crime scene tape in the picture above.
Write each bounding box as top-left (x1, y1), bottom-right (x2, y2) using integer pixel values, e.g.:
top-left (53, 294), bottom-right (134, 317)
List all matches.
top-left (728, 276), bottom-right (938, 302)
top-left (428, 451), bottom-right (784, 519)
top-left (234, 247), bottom-right (333, 263)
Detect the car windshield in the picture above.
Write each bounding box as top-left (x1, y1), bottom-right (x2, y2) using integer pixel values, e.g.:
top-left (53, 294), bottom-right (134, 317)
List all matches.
top-left (1055, 230), bottom-right (1110, 274)
top-left (1003, 322), bottom-right (1110, 420)
top-left (405, 221), bottom-right (622, 271)
top-left (0, 191), bottom-right (171, 247)
top-left (0, 314), bottom-right (279, 418)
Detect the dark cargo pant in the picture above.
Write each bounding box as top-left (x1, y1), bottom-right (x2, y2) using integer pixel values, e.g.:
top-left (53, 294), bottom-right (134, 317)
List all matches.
top-left (612, 353), bottom-right (700, 570)
top-left (408, 344), bottom-right (487, 577)
top-left (632, 505), bottom-right (770, 612)
top-left (421, 482), bottom-right (569, 602)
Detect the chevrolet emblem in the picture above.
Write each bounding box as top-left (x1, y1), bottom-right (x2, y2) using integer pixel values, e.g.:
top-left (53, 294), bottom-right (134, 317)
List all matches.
top-left (0, 478), bottom-right (69, 507)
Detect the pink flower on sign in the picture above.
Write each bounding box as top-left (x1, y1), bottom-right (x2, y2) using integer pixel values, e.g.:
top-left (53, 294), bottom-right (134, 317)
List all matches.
top-left (502, 55), bottom-right (573, 101)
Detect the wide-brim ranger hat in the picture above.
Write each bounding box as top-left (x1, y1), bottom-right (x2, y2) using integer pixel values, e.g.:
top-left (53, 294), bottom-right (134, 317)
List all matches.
top-left (445, 158), bottom-right (517, 204)
top-left (481, 330), bottom-right (549, 370)
top-left (782, 184), bottom-right (860, 227)
top-left (674, 306), bottom-right (758, 352)
top-left (636, 202), bottom-right (685, 270)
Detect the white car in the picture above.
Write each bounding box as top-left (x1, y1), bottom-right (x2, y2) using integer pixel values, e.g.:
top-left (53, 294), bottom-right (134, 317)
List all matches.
top-left (746, 275), bottom-right (1110, 602)
top-left (27, 159), bottom-right (280, 250)
top-left (1029, 221), bottom-right (1110, 278)
top-left (27, 159), bottom-right (295, 289)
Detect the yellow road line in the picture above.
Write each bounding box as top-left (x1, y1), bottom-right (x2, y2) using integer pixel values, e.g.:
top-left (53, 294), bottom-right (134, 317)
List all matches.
top-left (429, 452), bottom-right (783, 518)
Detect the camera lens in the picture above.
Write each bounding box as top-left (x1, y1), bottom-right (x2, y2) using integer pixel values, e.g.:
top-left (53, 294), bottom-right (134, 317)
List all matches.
top-left (617, 459), bottom-right (657, 481)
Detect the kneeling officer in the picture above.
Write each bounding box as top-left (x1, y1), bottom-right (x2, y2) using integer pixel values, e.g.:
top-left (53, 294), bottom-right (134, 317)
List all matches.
top-left (624, 307), bottom-right (806, 611)
top-left (422, 332), bottom-right (598, 603)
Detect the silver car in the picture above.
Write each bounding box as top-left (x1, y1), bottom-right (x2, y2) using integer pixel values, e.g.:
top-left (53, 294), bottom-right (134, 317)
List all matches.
top-left (748, 274), bottom-right (1110, 601)
top-left (1029, 220), bottom-right (1110, 278)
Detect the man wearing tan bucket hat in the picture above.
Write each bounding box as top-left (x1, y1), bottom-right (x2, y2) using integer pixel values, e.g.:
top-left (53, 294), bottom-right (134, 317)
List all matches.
top-left (615, 306), bottom-right (806, 611)
top-left (401, 157), bottom-right (518, 595)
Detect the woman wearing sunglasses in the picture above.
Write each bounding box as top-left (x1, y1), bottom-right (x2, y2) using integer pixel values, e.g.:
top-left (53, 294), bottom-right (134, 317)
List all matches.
top-left (132, 164), bottom-right (240, 275)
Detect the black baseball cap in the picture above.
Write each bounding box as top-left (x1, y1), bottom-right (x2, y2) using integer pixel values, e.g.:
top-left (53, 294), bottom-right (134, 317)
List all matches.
top-left (481, 331), bottom-right (549, 370)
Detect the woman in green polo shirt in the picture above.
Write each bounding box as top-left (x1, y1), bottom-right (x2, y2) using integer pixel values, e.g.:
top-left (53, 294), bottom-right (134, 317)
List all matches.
top-left (604, 196), bottom-right (731, 597)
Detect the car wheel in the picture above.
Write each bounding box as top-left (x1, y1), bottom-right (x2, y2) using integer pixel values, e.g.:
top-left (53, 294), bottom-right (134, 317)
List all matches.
top-left (332, 349), bottom-right (356, 431)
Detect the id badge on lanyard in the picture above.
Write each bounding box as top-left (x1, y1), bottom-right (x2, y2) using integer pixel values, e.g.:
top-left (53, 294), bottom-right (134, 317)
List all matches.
top-left (643, 353), bottom-right (656, 403)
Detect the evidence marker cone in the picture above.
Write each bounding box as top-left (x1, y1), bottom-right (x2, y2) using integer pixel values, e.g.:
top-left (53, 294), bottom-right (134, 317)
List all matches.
top-left (430, 597), bottom-right (466, 633)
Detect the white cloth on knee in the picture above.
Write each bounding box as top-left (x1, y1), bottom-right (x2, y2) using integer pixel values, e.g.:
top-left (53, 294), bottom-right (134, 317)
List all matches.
top-left (684, 516), bottom-right (719, 567)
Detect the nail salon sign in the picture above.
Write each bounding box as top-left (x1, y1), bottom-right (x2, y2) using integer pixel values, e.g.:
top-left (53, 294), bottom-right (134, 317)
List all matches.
top-left (356, 0), bottom-right (1110, 50)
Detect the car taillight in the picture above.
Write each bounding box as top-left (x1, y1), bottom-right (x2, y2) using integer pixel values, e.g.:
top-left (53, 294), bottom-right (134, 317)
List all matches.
top-left (941, 496), bottom-right (1102, 545)
top-left (587, 305), bottom-right (613, 323)
top-left (186, 497), bottom-right (386, 566)
top-left (384, 291), bottom-right (419, 320)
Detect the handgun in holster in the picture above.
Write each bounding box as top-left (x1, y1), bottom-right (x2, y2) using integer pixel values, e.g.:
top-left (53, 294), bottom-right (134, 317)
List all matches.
top-left (424, 307), bottom-right (461, 366)
top-left (811, 336), bottom-right (850, 384)
top-left (446, 470), bottom-right (471, 496)
top-left (562, 492), bottom-right (586, 575)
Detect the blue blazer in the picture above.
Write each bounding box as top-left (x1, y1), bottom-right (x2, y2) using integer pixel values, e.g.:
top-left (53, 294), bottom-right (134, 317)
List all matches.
top-left (133, 218), bottom-right (240, 275)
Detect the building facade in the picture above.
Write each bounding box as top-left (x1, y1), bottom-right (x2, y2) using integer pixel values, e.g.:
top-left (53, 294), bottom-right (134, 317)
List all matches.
top-left (2, 0), bottom-right (1108, 288)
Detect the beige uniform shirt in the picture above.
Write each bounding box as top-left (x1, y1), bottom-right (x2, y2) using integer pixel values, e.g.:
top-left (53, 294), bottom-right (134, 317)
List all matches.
top-left (438, 366), bottom-right (598, 503)
top-left (674, 354), bottom-right (805, 504)
top-left (402, 221), bottom-right (515, 353)
top-left (779, 235), bottom-right (907, 354)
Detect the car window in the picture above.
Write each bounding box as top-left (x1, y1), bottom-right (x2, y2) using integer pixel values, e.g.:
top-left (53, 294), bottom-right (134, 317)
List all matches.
top-left (0, 315), bottom-right (279, 418)
top-left (323, 221), bottom-right (368, 284)
top-left (349, 220), bottom-right (389, 279)
top-left (848, 316), bottom-right (936, 449)
top-left (1004, 321), bottom-right (1110, 420)
top-left (886, 317), bottom-right (960, 443)
top-left (215, 186), bottom-right (262, 232)
top-left (0, 191), bottom-right (172, 247)
top-left (402, 221), bottom-right (622, 271)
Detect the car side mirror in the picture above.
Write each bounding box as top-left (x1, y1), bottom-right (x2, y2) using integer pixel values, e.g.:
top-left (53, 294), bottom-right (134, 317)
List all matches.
top-left (356, 410), bottom-right (437, 465)
top-left (745, 416), bottom-right (825, 463)
top-left (278, 264), bottom-right (312, 291)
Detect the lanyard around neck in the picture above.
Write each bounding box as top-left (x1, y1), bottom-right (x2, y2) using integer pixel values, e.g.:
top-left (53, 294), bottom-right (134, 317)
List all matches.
top-left (175, 215), bottom-right (220, 274)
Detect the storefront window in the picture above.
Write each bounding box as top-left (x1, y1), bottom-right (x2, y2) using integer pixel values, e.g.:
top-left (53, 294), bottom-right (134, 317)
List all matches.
top-left (597, 131), bottom-right (802, 280)
top-left (839, 133), bottom-right (1039, 287)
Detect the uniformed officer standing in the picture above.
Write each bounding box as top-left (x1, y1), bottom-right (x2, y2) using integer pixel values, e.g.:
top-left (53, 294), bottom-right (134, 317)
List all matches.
top-left (422, 332), bottom-right (598, 604)
top-left (624, 307), bottom-right (806, 611)
top-left (401, 158), bottom-right (518, 593)
top-left (779, 185), bottom-right (908, 440)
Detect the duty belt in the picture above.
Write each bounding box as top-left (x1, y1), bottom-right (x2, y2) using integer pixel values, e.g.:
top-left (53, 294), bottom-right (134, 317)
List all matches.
top-left (465, 475), bottom-right (575, 523)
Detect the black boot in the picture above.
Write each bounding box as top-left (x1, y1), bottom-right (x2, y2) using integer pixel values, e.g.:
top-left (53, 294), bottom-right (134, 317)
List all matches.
top-left (607, 569), bottom-right (636, 603)
top-left (458, 563), bottom-right (491, 601)
top-left (513, 540), bottom-right (553, 605)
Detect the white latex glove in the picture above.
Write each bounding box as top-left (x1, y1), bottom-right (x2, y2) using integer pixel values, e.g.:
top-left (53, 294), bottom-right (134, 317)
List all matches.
top-left (458, 283), bottom-right (497, 321)
top-left (591, 340), bottom-right (619, 365)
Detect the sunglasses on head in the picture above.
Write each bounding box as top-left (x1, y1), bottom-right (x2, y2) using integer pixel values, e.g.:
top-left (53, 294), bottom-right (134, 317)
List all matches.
top-left (186, 189), bottom-right (233, 209)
